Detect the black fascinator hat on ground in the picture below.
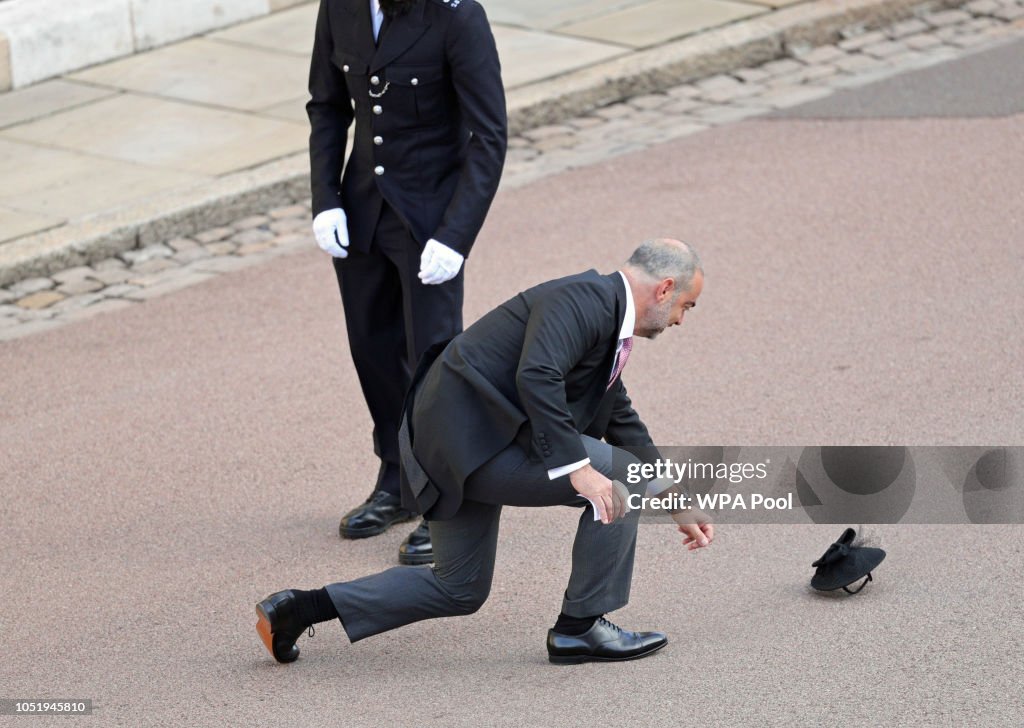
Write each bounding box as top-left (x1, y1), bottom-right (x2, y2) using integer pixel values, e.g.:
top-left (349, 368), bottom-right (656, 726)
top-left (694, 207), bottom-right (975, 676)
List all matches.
top-left (811, 528), bottom-right (886, 594)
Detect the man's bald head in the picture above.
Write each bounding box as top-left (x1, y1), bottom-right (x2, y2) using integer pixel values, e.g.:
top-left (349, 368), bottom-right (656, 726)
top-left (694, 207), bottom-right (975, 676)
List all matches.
top-left (624, 238), bottom-right (703, 294)
top-left (622, 239), bottom-right (704, 339)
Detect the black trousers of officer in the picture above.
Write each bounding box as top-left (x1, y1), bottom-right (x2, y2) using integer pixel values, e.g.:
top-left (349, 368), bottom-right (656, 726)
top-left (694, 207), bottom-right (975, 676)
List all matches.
top-left (325, 437), bottom-right (646, 642)
top-left (334, 202), bottom-right (463, 497)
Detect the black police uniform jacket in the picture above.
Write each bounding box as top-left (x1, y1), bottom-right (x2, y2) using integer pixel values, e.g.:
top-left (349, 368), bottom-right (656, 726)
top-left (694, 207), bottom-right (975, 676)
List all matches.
top-left (307, 0), bottom-right (507, 255)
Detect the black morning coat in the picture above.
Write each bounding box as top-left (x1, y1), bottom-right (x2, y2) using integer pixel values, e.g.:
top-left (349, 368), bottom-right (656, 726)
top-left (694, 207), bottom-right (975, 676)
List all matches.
top-left (400, 271), bottom-right (657, 520)
top-left (307, 0), bottom-right (508, 255)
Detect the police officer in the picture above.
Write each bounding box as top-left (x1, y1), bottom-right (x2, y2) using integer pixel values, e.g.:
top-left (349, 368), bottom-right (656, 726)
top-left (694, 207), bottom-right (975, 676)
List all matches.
top-left (306, 0), bottom-right (507, 564)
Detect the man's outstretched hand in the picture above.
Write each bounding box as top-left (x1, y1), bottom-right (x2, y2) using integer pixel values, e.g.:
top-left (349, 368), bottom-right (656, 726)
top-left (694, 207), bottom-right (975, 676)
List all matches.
top-left (672, 508), bottom-right (714, 550)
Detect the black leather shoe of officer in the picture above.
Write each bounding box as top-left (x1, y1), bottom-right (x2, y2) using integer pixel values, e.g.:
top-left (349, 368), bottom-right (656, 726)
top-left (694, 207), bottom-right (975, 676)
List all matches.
top-left (255, 590), bottom-right (307, 664)
top-left (398, 520), bottom-right (433, 565)
top-left (546, 617), bottom-right (668, 664)
top-left (339, 489), bottom-right (415, 539)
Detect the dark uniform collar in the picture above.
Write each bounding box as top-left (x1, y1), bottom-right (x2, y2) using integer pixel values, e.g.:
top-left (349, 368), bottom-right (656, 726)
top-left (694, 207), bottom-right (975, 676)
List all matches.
top-left (346, 0), bottom-right (378, 61)
top-left (371, 1), bottom-right (430, 72)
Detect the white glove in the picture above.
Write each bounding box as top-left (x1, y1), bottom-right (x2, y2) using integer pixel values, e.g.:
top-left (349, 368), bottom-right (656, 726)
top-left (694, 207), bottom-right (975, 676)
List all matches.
top-left (312, 208), bottom-right (349, 258)
top-left (418, 238), bottom-right (464, 285)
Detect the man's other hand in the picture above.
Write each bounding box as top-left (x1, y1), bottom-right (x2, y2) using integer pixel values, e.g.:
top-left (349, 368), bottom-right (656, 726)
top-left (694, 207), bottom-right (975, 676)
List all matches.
top-left (419, 239), bottom-right (464, 285)
top-left (569, 464), bottom-right (627, 525)
top-left (313, 208), bottom-right (350, 258)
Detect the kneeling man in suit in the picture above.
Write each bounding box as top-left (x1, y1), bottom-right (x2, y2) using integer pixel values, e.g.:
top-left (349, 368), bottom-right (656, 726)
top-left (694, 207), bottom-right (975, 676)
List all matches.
top-left (256, 238), bottom-right (713, 664)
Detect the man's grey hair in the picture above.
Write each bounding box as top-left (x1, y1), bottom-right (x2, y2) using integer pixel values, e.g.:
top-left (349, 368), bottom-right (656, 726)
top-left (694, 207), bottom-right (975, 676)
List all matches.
top-left (625, 239), bottom-right (703, 292)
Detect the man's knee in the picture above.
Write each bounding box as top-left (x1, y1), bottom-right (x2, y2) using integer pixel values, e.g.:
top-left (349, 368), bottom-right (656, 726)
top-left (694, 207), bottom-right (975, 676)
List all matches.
top-left (441, 575), bottom-right (491, 615)
top-left (432, 563), bottom-right (493, 616)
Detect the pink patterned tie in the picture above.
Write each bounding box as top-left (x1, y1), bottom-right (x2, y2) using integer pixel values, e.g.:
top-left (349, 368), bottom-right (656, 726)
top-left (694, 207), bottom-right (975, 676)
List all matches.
top-left (607, 336), bottom-right (633, 389)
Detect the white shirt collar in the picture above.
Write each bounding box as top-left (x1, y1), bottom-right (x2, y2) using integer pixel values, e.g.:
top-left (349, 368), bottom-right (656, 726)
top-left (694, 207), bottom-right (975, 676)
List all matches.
top-left (617, 271), bottom-right (635, 340)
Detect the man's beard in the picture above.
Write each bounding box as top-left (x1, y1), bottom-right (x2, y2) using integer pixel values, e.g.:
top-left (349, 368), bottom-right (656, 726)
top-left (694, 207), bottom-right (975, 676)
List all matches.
top-left (380, 0), bottom-right (417, 16)
top-left (637, 298), bottom-right (674, 339)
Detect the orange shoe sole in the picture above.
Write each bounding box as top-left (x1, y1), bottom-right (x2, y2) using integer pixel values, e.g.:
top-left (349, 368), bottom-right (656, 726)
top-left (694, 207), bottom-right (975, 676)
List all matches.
top-left (255, 604), bottom-right (275, 657)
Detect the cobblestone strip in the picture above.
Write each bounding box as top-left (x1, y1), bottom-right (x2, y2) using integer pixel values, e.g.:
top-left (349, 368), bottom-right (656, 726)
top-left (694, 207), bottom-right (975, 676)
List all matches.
top-left (2, 0), bottom-right (1023, 342)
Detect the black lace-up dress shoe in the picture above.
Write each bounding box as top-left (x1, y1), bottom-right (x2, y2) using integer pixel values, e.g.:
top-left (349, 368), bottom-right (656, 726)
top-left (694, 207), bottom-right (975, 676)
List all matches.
top-left (546, 617), bottom-right (668, 664)
top-left (338, 490), bottom-right (415, 539)
top-left (398, 520), bottom-right (433, 565)
top-left (255, 590), bottom-right (309, 664)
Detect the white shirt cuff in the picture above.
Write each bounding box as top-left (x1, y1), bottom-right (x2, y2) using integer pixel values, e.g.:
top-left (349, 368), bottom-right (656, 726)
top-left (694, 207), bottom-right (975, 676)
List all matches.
top-left (547, 458), bottom-right (590, 481)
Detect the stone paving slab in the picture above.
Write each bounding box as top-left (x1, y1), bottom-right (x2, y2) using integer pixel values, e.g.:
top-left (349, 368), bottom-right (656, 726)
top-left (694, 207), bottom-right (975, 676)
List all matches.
top-left (0, 137), bottom-right (207, 226)
top-left (747, 0), bottom-right (807, 6)
top-left (0, 206), bottom-right (56, 243)
top-left (0, 79), bottom-right (117, 129)
top-left (209, 1), bottom-right (318, 56)
top-left (483, 0), bottom-right (654, 30)
top-left (256, 95), bottom-right (311, 124)
top-left (491, 25), bottom-right (627, 89)
top-left (1, 93), bottom-right (307, 176)
top-left (69, 38), bottom-right (310, 113)
top-left (4, 0), bottom-right (1022, 341)
top-left (559, 0), bottom-right (768, 48)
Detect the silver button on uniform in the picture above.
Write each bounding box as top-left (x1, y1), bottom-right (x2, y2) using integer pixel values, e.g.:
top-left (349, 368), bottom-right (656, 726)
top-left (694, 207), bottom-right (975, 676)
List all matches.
top-left (372, 105), bottom-right (382, 115)
top-left (411, 78), bottom-right (419, 86)
top-left (374, 166), bottom-right (385, 176)
top-left (342, 64), bottom-right (350, 72)
top-left (373, 136), bottom-right (383, 146)
top-left (370, 75), bottom-right (380, 85)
